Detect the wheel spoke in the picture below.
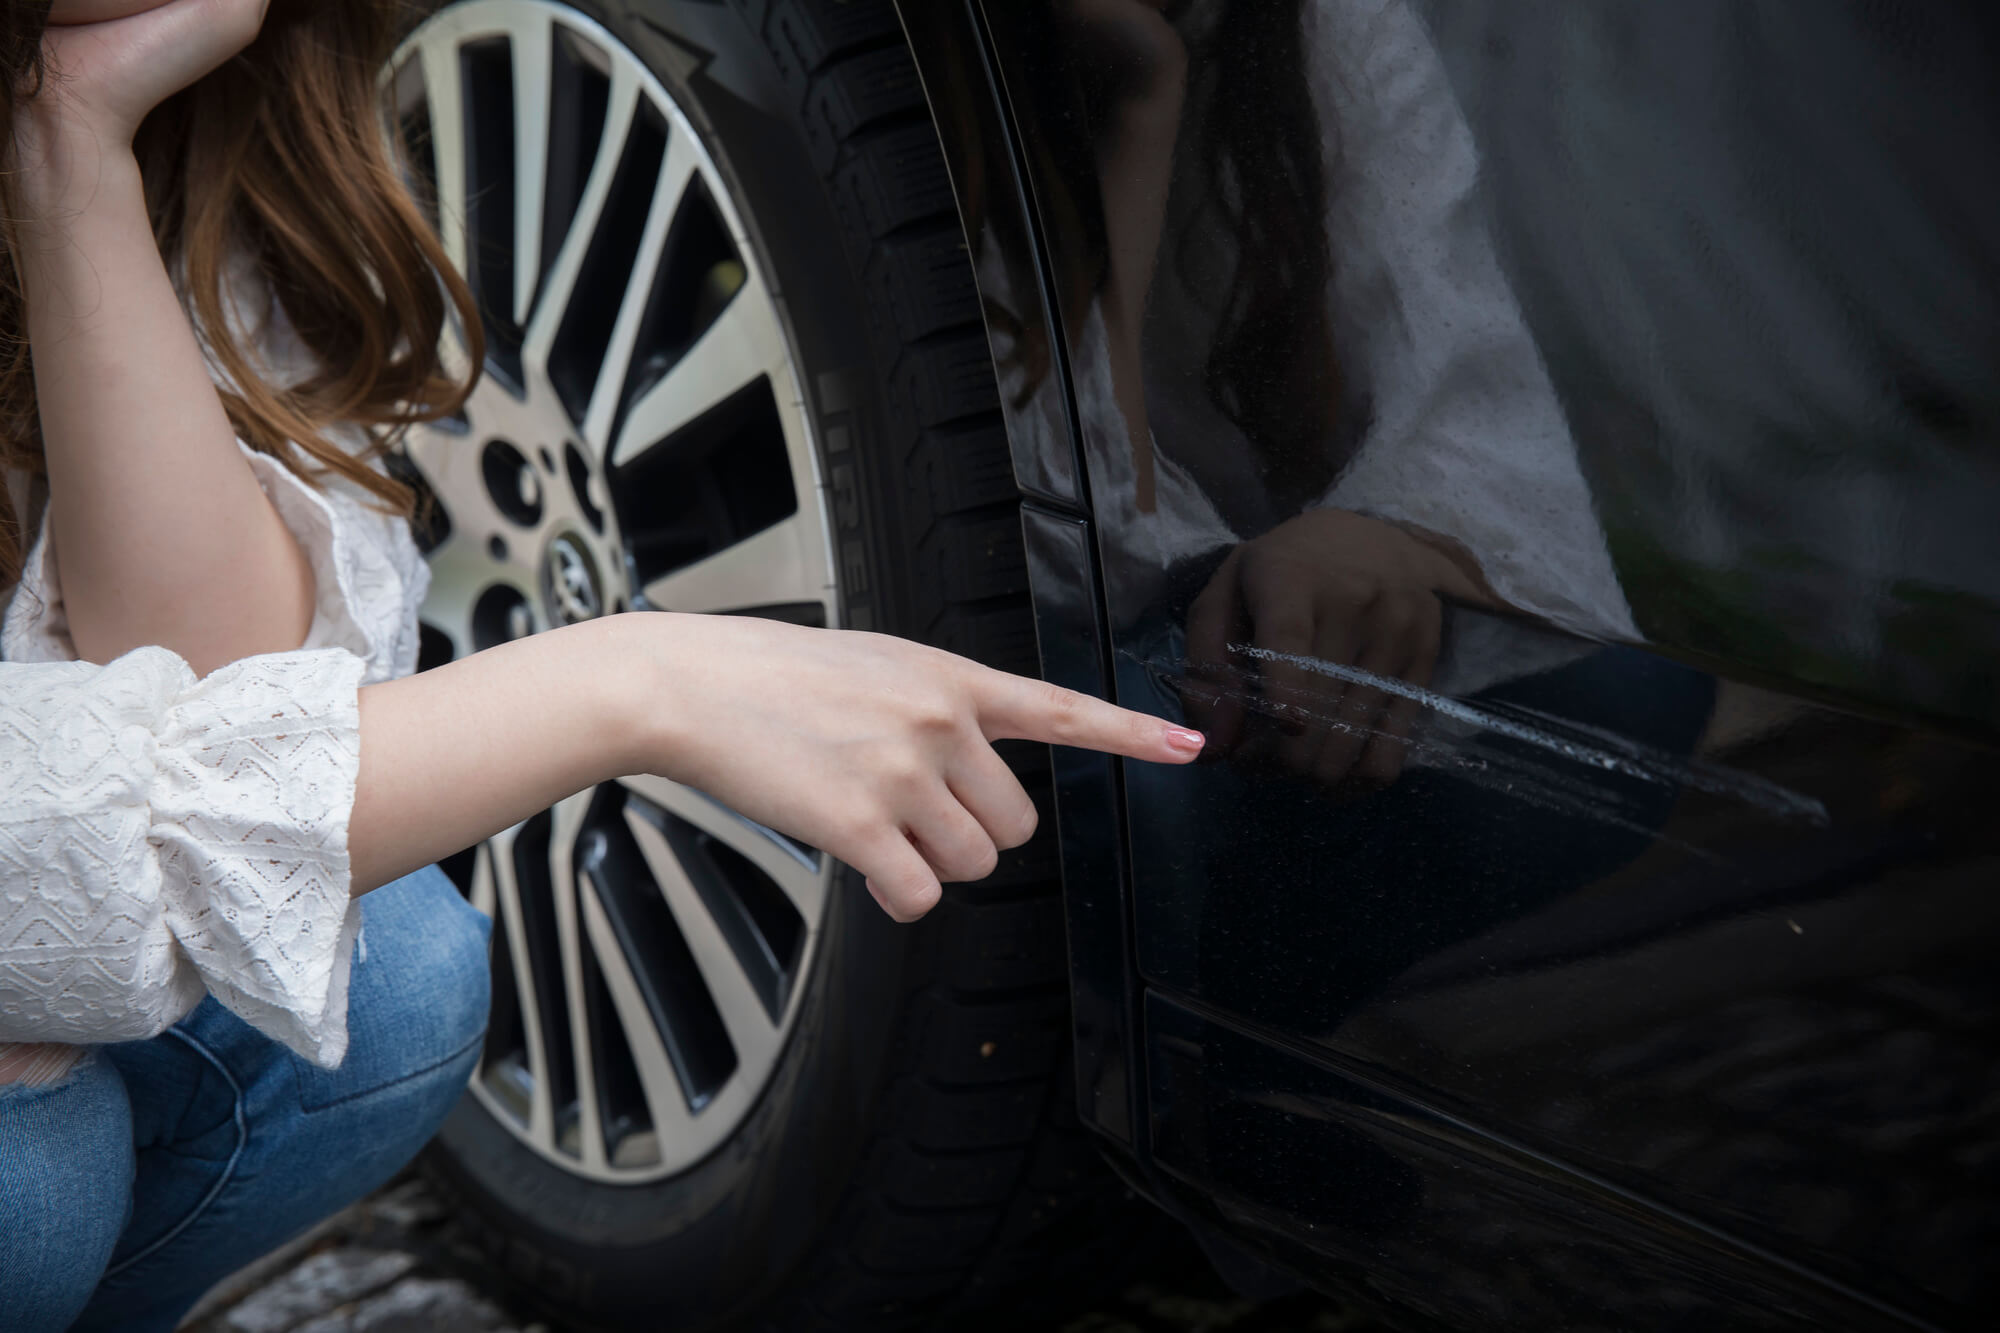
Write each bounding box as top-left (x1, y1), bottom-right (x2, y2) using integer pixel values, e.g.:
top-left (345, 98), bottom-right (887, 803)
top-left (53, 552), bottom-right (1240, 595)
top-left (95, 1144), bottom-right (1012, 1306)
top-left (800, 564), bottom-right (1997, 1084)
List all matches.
top-left (468, 842), bottom-right (497, 919)
top-left (522, 64), bottom-right (642, 383)
top-left (579, 137), bottom-right (700, 459)
top-left (486, 821), bottom-right (556, 1148)
top-left (616, 773), bottom-right (824, 921)
top-left (402, 0), bottom-right (839, 1184)
top-left (637, 514), bottom-right (832, 617)
top-left (622, 806), bottom-right (784, 1074)
top-left (548, 790), bottom-right (607, 1171)
top-left (509, 16), bottom-right (553, 328)
top-left (574, 870), bottom-right (697, 1147)
top-left (417, 37), bottom-right (471, 282)
top-left (403, 419), bottom-right (507, 535)
top-left (608, 271), bottom-right (787, 469)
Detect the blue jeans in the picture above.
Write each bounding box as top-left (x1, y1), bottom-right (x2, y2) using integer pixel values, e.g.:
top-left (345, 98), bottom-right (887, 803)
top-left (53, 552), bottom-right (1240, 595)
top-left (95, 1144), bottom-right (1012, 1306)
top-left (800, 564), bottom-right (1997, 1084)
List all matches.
top-left (0, 867), bottom-right (490, 1332)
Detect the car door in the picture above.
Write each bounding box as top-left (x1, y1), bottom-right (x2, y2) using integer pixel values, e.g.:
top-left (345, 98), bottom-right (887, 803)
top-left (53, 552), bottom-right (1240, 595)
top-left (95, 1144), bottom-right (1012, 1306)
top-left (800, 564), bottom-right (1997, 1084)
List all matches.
top-left (948, 1), bottom-right (2000, 1328)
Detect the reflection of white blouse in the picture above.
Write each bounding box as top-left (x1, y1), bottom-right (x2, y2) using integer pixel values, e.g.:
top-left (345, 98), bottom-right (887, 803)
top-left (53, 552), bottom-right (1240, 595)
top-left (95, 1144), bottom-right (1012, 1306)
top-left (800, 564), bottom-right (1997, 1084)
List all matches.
top-left (1305, 0), bottom-right (1633, 642)
top-left (0, 272), bottom-right (427, 1071)
top-left (1056, 0), bottom-right (1636, 688)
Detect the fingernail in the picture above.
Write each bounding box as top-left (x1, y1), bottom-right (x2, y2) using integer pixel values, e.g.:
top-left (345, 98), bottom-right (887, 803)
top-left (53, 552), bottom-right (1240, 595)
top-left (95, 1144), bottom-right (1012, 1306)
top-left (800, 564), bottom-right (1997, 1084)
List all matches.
top-left (1166, 726), bottom-right (1206, 754)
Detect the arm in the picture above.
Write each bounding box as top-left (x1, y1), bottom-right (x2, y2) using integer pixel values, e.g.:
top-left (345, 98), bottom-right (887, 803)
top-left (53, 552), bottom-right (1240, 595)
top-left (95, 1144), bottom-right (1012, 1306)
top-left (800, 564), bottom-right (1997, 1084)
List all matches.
top-left (3, 613), bottom-right (1200, 1062)
top-left (352, 612), bottom-right (1203, 919)
top-left (9, 0), bottom-right (311, 675)
top-left (1066, 0), bottom-right (1187, 516)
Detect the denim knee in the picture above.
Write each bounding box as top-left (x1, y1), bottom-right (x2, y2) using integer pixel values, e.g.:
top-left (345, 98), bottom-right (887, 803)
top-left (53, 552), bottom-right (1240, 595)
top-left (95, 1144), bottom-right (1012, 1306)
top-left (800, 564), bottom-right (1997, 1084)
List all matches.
top-left (69, 870), bottom-right (490, 1333)
top-left (293, 864), bottom-right (492, 1112)
top-left (0, 1054), bottom-right (135, 1333)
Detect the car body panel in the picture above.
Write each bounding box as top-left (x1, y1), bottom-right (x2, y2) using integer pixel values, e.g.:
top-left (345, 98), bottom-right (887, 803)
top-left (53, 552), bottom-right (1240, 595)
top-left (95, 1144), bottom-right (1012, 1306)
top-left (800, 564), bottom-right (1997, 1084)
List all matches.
top-left (900, 1), bottom-right (2000, 1327)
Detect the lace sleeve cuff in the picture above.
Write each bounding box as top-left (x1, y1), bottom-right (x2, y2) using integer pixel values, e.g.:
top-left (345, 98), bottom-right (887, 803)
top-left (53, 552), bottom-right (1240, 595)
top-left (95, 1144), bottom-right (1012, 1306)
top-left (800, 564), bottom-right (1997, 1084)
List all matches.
top-left (1, 648), bottom-right (365, 1066)
top-left (149, 648), bottom-right (367, 1067)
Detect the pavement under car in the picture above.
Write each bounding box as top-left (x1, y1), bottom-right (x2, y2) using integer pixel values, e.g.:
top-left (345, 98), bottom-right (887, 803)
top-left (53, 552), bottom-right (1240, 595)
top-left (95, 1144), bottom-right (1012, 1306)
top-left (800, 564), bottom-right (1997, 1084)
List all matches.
top-left (173, 1170), bottom-right (1391, 1333)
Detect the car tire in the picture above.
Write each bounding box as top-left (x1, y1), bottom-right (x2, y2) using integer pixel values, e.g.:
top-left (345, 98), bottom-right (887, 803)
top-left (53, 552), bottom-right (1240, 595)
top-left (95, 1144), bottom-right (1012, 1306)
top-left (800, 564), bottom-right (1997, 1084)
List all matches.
top-left (392, 2), bottom-right (1150, 1329)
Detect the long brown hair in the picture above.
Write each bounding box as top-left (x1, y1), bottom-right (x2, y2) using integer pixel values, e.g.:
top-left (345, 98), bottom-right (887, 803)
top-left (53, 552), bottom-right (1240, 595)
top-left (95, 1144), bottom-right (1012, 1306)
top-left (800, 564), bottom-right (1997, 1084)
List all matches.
top-left (961, 0), bottom-right (1339, 517)
top-left (0, 0), bottom-right (482, 582)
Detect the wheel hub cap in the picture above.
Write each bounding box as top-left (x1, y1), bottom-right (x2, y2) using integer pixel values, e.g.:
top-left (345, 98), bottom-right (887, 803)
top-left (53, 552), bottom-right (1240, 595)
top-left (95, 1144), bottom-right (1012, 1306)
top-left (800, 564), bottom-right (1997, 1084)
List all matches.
top-left (542, 530), bottom-right (602, 624)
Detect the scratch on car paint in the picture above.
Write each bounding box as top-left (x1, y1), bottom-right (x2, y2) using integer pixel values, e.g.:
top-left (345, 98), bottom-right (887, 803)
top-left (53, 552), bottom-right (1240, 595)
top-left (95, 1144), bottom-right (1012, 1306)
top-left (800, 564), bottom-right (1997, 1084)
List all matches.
top-left (1137, 644), bottom-right (1830, 830)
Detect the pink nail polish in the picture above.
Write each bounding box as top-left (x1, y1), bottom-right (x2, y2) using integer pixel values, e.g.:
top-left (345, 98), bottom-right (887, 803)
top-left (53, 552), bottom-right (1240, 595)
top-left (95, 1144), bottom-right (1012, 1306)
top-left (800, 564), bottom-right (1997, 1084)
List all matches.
top-left (1166, 726), bottom-right (1206, 754)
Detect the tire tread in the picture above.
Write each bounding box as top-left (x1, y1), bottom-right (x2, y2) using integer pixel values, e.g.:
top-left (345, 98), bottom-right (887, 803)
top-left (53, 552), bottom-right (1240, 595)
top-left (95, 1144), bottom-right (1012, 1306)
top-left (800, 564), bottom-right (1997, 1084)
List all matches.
top-left (733, 9), bottom-right (1138, 1321)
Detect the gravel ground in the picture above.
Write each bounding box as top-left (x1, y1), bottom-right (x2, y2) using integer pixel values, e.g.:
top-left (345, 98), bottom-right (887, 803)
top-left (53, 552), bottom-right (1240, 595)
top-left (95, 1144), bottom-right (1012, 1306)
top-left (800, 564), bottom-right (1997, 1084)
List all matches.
top-left (173, 1170), bottom-right (1388, 1333)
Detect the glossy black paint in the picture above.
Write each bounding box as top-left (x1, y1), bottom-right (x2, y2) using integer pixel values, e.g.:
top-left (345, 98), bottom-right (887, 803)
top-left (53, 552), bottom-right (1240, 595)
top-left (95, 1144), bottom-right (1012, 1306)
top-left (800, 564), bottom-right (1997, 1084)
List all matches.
top-left (900, 1), bottom-right (2000, 1328)
top-left (1018, 506), bottom-right (1141, 1144)
top-left (896, 0), bottom-right (1153, 1149)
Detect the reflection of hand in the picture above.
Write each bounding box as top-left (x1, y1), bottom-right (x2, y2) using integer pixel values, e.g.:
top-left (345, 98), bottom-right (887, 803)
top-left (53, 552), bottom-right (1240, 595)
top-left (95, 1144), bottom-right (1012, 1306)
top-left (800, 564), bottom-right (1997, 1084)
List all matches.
top-left (1185, 509), bottom-right (1488, 787)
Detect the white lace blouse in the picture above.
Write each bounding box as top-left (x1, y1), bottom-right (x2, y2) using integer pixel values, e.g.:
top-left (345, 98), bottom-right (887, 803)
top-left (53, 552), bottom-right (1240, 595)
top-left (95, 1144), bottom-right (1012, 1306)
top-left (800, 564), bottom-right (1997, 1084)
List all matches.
top-left (0, 283), bottom-right (430, 1071)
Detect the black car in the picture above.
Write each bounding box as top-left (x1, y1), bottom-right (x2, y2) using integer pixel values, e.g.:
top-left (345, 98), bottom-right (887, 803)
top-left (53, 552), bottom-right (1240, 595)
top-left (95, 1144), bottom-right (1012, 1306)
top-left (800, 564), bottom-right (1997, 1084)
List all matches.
top-left (388, 1), bottom-right (2000, 1328)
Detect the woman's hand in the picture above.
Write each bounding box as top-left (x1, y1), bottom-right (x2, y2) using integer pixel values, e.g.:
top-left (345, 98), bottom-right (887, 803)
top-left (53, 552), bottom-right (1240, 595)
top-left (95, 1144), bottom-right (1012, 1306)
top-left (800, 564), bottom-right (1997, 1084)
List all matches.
top-left (21, 0), bottom-right (268, 160)
top-left (631, 615), bottom-right (1202, 920)
top-left (1185, 509), bottom-right (1487, 788)
top-left (352, 614), bottom-right (1204, 923)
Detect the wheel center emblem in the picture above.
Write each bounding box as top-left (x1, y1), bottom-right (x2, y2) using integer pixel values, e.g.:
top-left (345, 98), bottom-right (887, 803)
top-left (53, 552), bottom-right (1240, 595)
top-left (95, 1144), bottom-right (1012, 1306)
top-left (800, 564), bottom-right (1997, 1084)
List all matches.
top-left (543, 532), bottom-right (604, 625)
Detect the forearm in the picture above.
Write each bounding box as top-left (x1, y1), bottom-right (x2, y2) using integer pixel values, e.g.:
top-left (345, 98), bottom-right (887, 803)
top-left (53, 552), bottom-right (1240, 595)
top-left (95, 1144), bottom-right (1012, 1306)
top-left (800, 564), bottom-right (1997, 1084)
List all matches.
top-left (348, 616), bottom-right (659, 894)
top-left (1091, 29), bottom-right (1185, 517)
top-left (14, 137), bottom-right (315, 674)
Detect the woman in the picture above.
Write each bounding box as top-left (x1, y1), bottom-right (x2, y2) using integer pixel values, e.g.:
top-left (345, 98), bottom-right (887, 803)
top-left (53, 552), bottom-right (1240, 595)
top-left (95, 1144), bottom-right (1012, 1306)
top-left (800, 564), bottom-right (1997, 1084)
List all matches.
top-left (0, 3), bottom-right (1202, 1328)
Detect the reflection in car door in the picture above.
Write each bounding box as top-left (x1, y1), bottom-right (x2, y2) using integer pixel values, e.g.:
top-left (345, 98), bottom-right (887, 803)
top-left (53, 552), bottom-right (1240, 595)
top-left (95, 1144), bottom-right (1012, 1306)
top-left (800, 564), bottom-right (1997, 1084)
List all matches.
top-left (952, 0), bottom-right (2000, 1326)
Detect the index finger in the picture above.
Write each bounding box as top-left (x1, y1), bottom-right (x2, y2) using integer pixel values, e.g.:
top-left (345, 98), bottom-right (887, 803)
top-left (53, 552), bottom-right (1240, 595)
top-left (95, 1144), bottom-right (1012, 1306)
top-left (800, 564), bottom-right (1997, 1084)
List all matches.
top-left (976, 672), bottom-right (1204, 764)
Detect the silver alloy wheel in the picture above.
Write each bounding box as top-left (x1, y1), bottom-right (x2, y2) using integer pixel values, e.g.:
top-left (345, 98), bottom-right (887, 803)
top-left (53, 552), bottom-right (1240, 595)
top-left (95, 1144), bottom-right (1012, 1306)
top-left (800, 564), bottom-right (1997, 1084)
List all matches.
top-left (391, 0), bottom-right (839, 1184)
